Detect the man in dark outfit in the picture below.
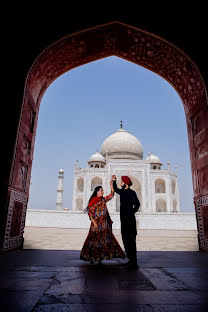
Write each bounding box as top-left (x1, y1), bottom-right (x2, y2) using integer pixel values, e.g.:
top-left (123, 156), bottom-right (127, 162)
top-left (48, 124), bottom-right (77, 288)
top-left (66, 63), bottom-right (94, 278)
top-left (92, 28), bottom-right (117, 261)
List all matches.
top-left (112, 175), bottom-right (140, 269)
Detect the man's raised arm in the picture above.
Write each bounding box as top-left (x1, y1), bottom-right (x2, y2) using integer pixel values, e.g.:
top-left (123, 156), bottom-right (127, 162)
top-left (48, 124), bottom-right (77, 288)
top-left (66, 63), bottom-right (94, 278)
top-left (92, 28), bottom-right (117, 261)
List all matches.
top-left (113, 179), bottom-right (122, 195)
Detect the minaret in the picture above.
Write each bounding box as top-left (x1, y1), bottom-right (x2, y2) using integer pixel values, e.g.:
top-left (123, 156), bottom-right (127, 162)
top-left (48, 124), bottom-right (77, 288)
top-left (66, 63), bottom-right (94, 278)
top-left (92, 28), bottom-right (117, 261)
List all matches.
top-left (56, 169), bottom-right (64, 210)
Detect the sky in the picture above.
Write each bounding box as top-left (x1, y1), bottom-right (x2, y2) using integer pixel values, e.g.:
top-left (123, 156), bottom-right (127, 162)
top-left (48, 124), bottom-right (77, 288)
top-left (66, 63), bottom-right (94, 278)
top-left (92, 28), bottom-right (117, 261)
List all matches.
top-left (28, 56), bottom-right (194, 213)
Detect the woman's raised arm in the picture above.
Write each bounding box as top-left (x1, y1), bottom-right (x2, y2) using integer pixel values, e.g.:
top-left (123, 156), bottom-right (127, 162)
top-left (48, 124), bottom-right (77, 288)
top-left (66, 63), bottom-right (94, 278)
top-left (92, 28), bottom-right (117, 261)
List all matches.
top-left (112, 179), bottom-right (122, 195)
top-left (104, 178), bottom-right (115, 202)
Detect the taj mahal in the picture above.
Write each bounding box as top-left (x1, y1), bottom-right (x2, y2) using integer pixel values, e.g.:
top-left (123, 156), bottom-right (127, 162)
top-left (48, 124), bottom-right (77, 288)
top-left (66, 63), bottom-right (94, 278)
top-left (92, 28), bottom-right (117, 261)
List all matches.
top-left (25, 122), bottom-right (197, 234)
top-left (56, 121), bottom-right (180, 214)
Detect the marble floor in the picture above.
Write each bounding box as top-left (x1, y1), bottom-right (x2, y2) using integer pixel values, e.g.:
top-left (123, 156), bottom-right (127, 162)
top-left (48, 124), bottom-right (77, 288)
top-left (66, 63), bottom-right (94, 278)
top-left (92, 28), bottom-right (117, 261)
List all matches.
top-left (0, 249), bottom-right (208, 311)
top-left (23, 227), bottom-right (199, 251)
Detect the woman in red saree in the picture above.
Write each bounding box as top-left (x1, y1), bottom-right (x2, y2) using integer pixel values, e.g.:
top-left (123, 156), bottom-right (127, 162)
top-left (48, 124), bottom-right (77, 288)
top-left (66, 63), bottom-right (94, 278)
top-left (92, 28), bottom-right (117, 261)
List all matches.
top-left (80, 180), bottom-right (126, 264)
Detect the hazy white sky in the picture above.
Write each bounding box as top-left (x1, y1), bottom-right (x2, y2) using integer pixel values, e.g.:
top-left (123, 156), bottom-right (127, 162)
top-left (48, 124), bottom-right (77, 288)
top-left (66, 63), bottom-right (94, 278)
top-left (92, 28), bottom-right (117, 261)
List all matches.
top-left (28, 56), bottom-right (194, 212)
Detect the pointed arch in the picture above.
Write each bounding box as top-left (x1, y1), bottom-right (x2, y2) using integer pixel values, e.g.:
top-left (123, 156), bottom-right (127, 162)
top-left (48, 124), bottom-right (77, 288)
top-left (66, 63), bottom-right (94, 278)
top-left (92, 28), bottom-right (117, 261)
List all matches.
top-left (2, 21), bottom-right (208, 251)
top-left (77, 177), bottom-right (84, 192)
top-left (91, 176), bottom-right (102, 191)
top-left (155, 178), bottom-right (166, 193)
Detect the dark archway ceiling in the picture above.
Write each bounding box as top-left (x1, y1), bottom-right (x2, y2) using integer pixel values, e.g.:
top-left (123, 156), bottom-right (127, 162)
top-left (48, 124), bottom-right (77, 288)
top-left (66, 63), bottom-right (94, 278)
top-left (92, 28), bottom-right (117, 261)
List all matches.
top-left (3, 8), bottom-right (207, 142)
top-left (7, 9), bottom-right (207, 105)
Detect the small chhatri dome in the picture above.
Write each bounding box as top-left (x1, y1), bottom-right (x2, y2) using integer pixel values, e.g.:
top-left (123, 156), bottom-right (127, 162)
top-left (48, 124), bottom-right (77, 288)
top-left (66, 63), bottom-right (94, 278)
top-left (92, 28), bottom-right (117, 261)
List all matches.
top-left (88, 152), bottom-right (106, 163)
top-left (146, 153), bottom-right (161, 164)
top-left (100, 121), bottom-right (143, 160)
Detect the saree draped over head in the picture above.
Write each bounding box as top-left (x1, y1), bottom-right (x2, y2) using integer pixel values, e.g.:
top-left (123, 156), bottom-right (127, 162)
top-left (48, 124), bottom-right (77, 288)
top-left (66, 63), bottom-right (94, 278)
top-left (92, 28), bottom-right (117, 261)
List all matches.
top-left (80, 193), bottom-right (126, 263)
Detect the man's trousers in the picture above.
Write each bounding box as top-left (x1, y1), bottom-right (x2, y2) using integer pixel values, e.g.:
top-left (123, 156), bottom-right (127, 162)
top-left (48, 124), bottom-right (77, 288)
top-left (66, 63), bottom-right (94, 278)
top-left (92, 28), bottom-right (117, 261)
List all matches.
top-left (121, 232), bottom-right (137, 263)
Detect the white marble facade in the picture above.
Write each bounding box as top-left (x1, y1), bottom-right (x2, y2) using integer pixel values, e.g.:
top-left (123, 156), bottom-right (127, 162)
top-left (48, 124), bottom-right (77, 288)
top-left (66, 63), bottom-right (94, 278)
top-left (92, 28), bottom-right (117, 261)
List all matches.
top-left (71, 123), bottom-right (180, 214)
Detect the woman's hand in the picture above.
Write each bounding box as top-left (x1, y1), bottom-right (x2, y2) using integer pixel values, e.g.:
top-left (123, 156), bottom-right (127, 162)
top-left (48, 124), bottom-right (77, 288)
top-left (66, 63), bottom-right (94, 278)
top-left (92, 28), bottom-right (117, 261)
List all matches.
top-left (93, 221), bottom-right (98, 231)
top-left (110, 178), bottom-right (115, 193)
top-left (110, 175), bottom-right (116, 184)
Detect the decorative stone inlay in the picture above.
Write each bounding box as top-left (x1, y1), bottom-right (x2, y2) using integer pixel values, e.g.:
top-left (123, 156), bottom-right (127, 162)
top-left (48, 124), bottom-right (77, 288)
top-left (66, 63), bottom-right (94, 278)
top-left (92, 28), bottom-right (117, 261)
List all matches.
top-left (196, 195), bottom-right (208, 207)
top-left (3, 187), bottom-right (28, 249)
top-left (10, 201), bottom-right (24, 237)
top-left (117, 25), bottom-right (205, 115)
top-left (195, 195), bottom-right (208, 249)
top-left (115, 170), bottom-right (143, 181)
top-left (104, 31), bottom-right (117, 53)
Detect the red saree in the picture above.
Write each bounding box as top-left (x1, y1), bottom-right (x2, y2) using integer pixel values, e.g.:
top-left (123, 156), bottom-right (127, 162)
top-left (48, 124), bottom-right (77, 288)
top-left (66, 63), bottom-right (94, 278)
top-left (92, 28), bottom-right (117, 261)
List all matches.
top-left (80, 193), bottom-right (126, 263)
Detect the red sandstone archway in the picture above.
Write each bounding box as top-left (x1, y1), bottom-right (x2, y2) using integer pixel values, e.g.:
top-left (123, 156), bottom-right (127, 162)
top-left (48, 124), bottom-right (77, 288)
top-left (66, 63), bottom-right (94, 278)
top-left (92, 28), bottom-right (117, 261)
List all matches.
top-left (2, 22), bottom-right (208, 251)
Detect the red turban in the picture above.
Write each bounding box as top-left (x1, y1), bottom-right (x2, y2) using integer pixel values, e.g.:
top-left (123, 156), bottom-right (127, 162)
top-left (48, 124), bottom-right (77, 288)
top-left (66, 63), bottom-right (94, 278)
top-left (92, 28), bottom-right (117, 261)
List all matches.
top-left (121, 176), bottom-right (132, 186)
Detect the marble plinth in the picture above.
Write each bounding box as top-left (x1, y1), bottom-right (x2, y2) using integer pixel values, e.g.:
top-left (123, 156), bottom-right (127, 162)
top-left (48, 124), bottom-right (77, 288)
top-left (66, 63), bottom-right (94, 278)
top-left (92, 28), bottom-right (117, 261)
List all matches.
top-left (25, 210), bottom-right (197, 230)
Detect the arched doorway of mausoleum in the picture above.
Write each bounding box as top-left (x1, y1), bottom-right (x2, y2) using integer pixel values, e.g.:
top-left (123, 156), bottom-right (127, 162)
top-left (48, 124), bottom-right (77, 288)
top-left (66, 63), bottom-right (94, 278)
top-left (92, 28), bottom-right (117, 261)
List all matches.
top-left (116, 175), bottom-right (142, 212)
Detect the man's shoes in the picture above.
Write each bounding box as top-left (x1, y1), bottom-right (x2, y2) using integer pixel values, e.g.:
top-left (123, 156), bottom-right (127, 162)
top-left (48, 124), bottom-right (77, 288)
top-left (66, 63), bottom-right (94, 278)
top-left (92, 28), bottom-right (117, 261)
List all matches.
top-left (124, 261), bottom-right (139, 270)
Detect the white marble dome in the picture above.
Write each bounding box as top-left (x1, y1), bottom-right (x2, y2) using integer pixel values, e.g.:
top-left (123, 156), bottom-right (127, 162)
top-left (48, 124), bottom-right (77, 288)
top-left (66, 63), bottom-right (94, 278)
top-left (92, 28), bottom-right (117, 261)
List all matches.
top-left (88, 152), bottom-right (106, 163)
top-left (100, 126), bottom-right (143, 160)
top-left (146, 153), bottom-right (161, 163)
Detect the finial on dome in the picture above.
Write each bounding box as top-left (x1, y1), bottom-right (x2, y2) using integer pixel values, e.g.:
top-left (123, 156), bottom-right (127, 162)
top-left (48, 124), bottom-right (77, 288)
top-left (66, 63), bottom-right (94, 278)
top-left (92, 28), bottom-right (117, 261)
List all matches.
top-left (120, 120), bottom-right (123, 128)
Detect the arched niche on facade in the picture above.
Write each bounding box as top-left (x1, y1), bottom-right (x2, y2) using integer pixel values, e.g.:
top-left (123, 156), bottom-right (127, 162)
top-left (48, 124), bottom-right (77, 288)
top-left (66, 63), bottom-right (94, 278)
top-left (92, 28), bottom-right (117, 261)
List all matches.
top-left (156, 198), bottom-right (167, 212)
top-left (77, 177), bottom-right (84, 192)
top-left (172, 180), bottom-right (176, 194)
top-left (76, 197), bottom-right (83, 210)
top-left (173, 199), bottom-right (177, 212)
top-left (116, 175), bottom-right (142, 212)
top-left (3, 21), bottom-right (208, 251)
top-left (155, 179), bottom-right (166, 193)
top-left (91, 176), bottom-right (102, 191)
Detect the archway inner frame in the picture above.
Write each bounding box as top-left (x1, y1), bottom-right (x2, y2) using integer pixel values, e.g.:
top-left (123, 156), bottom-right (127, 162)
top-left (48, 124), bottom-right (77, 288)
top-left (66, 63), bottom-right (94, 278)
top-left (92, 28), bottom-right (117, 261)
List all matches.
top-left (4, 21), bottom-right (208, 251)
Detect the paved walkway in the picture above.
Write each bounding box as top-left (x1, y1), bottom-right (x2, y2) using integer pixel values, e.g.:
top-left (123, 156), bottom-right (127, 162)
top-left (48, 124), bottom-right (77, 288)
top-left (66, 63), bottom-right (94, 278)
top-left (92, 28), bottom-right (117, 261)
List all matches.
top-left (0, 249), bottom-right (208, 311)
top-left (23, 227), bottom-right (199, 251)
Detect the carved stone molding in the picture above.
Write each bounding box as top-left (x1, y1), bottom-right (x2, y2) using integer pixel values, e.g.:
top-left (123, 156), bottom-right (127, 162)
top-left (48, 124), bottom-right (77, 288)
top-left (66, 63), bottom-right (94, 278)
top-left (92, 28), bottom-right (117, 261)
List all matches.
top-left (21, 135), bottom-right (32, 163)
top-left (14, 160), bottom-right (28, 191)
top-left (194, 128), bottom-right (208, 146)
top-left (198, 165), bottom-right (208, 195)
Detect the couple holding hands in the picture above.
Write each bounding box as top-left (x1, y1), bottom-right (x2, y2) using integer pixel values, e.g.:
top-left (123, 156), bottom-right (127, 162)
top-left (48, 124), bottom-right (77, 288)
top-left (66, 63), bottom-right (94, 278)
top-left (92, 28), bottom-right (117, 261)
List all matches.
top-left (80, 175), bottom-right (140, 270)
